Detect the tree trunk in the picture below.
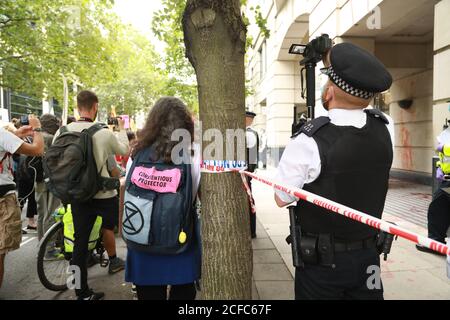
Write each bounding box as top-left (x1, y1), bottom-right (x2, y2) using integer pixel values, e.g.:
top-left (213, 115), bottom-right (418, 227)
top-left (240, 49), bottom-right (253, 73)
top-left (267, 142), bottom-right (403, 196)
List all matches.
top-left (183, 0), bottom-right (252, 300)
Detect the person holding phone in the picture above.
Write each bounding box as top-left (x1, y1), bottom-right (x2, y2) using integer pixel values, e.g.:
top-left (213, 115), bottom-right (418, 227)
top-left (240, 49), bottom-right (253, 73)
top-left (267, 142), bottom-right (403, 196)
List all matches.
top-left (0, 116), bottom-right (44, 288)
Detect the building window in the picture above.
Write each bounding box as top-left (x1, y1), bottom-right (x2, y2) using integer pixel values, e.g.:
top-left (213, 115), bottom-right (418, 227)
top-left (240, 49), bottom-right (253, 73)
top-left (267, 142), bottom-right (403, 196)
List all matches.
top-left (259, 41), bottom-right (267, 80)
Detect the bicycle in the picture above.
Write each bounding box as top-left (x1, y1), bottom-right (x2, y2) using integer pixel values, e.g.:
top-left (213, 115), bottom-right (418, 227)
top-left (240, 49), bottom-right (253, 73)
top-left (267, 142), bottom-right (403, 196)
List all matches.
top-left (37, 206), bottom-right (109, 292)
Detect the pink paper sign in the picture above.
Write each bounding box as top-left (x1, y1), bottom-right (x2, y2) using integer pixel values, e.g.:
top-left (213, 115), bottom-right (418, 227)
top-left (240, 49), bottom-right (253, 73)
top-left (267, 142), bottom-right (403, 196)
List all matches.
top-left (119, 115), bottom-right (130, 129)
top-left (131, 166), bottom-right (181, 193)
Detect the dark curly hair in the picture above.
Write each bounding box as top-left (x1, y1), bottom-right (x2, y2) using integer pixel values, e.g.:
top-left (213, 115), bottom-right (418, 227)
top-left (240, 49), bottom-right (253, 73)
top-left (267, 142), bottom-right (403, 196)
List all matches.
top-left (40, 114), bottom-right (60, 135)
top-left (132, 97), bottom-right (194, 163)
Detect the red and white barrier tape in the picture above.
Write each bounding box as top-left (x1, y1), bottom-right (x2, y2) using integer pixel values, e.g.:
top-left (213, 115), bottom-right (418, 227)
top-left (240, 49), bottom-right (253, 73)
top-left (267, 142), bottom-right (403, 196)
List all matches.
top-left (240, 172), bottom-right (256, 214)
top-left (239, 170), bottom-right (450, 256)
top-left (200, 160), bottom-right (449, 256)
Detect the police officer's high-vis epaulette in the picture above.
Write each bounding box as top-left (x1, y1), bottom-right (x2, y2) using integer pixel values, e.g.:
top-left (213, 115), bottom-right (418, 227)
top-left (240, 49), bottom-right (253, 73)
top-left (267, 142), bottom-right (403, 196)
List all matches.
top-left (296, 117), bottom-right (331, 138)
top-left (364, 108), bottom-right (389, 124)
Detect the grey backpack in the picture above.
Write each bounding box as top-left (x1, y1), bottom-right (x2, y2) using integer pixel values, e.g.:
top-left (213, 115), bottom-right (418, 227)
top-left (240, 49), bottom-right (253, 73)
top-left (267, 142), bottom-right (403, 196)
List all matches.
top-left (123, 147), bottom-right (195, 255)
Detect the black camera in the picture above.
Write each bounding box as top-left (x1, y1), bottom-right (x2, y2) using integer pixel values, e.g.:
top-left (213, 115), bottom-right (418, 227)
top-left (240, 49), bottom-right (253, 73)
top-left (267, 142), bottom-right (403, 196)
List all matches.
top-left (289, 34), bottom-right (333, 120)
top-left (289, 34), bottom-right (333, 65)
top-left (107, 116), bottom-right (119, 126)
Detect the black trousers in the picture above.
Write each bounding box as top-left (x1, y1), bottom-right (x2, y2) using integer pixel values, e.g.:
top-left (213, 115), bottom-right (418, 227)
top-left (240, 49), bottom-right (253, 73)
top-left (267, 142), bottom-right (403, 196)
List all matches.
top-left (136, 283), bottom-right (196, 300)
top-left (427, 181), bottom-right (450, 243)
top-left (70, 197), bottom-right (118, 297)
top-left (295, 248), bottom-right (383, 300)
top-left (248, 177), bottom-right (256, 236)
top-left (17, 178), bottom-right (37, 219)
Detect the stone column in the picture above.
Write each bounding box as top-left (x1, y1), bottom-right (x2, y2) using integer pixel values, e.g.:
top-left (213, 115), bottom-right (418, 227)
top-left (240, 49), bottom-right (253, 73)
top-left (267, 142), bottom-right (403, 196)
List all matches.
top-left (433, 0), bottom-right (450, 140)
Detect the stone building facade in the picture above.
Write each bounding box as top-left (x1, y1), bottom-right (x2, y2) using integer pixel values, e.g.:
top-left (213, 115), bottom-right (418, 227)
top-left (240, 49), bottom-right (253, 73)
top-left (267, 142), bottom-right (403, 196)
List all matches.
top-left (246, 0), bottom-right (450, 182)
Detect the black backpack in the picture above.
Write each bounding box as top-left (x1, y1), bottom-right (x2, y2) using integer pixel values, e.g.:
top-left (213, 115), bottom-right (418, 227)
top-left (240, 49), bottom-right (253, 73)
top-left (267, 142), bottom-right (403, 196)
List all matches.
top-left (43, 123), bottom-right (119, 203)
top-left (122, 147), bottom-right (195, 255)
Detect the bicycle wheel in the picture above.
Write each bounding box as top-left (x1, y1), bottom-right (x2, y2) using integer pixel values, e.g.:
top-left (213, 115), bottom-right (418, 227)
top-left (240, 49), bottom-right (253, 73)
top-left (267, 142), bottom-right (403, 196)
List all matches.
top-left (37, 221), bottom-right (70, 291)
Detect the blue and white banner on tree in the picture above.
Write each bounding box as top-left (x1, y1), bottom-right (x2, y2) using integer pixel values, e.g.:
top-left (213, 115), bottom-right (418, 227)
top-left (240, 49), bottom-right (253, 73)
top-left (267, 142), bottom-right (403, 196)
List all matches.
top-left (200, 160), bottom-right (247, 173)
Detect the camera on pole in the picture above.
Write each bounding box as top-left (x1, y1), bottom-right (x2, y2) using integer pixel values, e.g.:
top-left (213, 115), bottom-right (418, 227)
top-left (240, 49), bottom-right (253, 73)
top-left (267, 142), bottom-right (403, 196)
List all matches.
top-left (289, 34), bottom-right (332, 134)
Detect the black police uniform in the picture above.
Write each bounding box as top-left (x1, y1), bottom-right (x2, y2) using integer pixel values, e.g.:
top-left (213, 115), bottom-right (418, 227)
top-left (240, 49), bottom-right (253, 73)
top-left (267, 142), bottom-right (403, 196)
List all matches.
top-left (290, 43), bottom-right (394, 300)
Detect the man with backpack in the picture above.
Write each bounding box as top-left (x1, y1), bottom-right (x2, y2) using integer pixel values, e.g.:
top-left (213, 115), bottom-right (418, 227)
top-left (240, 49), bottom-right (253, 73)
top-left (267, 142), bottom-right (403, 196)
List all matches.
top-left (48, 90), bottom-right (129, 300)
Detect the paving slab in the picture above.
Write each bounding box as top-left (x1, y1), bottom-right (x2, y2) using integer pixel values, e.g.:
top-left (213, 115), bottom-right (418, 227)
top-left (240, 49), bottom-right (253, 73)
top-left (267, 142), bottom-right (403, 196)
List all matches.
top-left (255, 281), bottom-right (295, 300)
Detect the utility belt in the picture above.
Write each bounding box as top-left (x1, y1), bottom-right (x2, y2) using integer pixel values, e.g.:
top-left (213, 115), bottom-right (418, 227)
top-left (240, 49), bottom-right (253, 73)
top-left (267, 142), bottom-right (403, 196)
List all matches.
top-left (0, 184), bottom-right (15, 198)
top-left (286, 206), bottom-right (397, 268)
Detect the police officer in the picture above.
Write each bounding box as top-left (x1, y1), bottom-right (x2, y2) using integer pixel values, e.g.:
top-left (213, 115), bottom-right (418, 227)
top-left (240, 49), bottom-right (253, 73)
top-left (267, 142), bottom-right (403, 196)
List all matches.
top-left (275, 42), bottom-right (394, 300)
top-left (416, 118), bottom-right (450, 255)
top-left (246, 111), bottom-right (259, 238)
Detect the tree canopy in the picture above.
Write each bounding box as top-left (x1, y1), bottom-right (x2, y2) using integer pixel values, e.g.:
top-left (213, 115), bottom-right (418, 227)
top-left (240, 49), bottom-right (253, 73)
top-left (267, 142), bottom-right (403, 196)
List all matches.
top-left (152, 0), bottom-right (269, 105)
top-left (0, 0), bottom-right (200, 118)
top-left (0, 0), bottom-right (119, 101)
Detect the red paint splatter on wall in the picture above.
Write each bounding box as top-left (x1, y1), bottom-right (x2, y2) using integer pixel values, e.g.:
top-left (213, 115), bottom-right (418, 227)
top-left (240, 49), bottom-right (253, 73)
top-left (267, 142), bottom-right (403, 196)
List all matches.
top-left (400, 126), bottom-right (413, 170)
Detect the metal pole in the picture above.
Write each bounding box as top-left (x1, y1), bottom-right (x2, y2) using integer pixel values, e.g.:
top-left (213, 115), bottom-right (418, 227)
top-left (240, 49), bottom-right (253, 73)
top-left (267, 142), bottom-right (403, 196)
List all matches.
top-left (62, 75), bottom-right (69, 126)
top-left (305, 62), bottom-right (316, 120)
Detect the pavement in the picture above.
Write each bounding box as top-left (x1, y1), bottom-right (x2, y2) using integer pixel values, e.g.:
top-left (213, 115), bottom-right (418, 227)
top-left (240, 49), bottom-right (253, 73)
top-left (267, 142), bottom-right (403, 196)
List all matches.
top-left (1, 170), bottom-right (449, 300)
top-left (0, 229), bottom-right (132, 300)
top-left (250, 169), bottom-right (450, 300)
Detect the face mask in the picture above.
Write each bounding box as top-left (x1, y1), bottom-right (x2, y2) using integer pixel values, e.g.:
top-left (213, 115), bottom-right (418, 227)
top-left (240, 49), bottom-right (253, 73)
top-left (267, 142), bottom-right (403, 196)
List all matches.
top-left (321, 84), bottom-right (330, 111)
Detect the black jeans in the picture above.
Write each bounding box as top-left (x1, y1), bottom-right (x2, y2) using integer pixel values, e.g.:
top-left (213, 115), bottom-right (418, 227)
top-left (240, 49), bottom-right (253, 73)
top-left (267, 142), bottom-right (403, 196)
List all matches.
top-left (427, 181), bottom-right (450, 243)
top-left (136, 283), bottom-right (196, 300)
top-left (295, 248), bottom-right (383, 300)
top-left (70, 197), bottom-right (119, 297)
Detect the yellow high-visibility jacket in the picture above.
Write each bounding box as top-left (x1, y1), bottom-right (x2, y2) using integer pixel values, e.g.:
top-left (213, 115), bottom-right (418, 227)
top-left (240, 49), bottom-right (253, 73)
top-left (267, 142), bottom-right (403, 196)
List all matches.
top-left (62, 205), bottom-right (102, 253)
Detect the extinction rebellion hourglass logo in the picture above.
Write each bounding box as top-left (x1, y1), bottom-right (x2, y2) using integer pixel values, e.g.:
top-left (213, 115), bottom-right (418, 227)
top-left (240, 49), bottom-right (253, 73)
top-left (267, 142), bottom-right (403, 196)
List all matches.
top-left (123, 201), bottom-right (144, 236)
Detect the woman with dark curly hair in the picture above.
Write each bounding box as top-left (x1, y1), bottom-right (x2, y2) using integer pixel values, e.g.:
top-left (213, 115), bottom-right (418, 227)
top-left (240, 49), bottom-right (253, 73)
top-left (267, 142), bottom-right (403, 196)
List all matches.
top-left (125, 97), bottom-right (201, 300)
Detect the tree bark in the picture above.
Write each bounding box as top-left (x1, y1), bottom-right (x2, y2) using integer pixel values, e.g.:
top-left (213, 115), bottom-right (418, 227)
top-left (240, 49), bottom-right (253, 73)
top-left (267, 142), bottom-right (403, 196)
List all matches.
top-left (183, 0), bottom-right (252, 300)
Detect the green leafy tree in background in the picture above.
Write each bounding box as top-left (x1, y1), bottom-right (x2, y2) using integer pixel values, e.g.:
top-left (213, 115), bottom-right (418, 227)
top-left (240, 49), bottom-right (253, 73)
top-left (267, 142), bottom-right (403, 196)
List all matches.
top-left (152, 0), bottom-right (199, 113)
top-left (153, 0), bottom-right (268, 108)
top-left (0, 0), bottom-right (120, 103)
top-left (96, 27), bottom-right (167, 116)
top-left (1, 0), bottom-right (197, 119)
